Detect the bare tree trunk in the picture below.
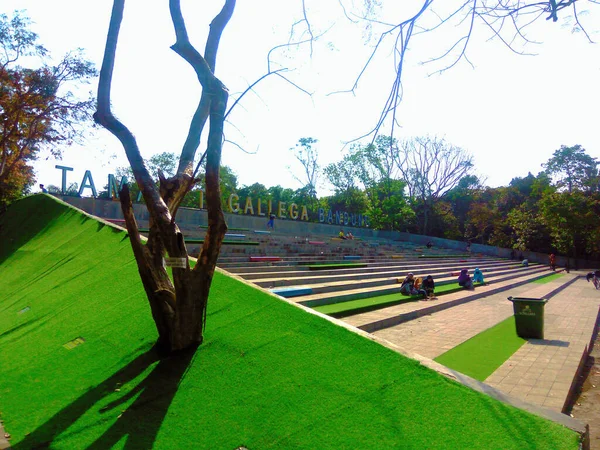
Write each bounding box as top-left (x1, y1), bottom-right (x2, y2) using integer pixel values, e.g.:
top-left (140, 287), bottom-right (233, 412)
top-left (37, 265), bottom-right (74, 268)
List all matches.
top-left (95, 0), bottom-right (233, 353)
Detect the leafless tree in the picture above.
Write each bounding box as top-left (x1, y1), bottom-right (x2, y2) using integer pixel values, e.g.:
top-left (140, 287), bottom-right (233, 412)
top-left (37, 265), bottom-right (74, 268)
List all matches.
top-left (330, 0), bottom-right (598, 141)
top-left (92, 0), bottom-right (597, 354)
top-left (289, 137), bottom-right (320, 208)
top-left (396, 136), bottom-right (474, 234)
top-left (94, 0), bottom-right (234, 353)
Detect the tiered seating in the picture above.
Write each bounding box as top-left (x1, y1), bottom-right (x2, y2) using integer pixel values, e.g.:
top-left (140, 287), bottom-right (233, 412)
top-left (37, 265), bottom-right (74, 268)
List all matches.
top-left (208, 226), bottom-right (563, 339)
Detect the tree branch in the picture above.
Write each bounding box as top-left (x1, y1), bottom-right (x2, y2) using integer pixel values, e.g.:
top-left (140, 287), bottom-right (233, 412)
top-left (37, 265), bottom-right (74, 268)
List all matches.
top-left (174, 0), bottom-right (236, 176)
top-left (94, 0), bottom-right (172, 232)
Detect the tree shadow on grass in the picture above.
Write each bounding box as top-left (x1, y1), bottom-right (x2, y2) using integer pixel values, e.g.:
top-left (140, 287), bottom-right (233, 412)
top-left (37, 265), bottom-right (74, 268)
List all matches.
top-left (14, 345), bottom-right (196, 450)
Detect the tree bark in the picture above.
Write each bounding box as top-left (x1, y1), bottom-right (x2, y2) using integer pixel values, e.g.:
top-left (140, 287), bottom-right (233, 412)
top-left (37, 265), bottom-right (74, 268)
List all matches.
top-left (95, 0), bottom-right (233, 353)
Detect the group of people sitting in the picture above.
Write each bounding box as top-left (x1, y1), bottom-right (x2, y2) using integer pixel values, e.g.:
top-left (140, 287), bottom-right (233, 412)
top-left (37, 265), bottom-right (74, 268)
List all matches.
top-left (338, 229), bottom-right (354, 240)
top-left (399, 273), bottom-right (436, 300)
top-left (457, 268), bottom-right (484, 289)
top-left (399, 268), bottom-right (485, 300)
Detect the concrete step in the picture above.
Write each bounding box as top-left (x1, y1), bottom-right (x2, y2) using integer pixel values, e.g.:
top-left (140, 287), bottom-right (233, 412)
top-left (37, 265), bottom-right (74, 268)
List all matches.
top-left (264, 265), bottom-right (548, 297)
top-left (295, 265), bottom-right (550, 307)
top-left (252, 261), bottom-right (529, 290)
top-left (224, 254), bottom-right (491, 272)
top-left (232, 258), bottom-right (500, 280)
top-left (235, 259), bottom-right (523, 280)
top-left (342, 269), bottom-right (570, 333)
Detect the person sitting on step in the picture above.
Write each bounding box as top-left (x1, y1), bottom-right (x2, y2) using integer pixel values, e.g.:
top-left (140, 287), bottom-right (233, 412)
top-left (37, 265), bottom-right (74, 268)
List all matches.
top-left (457, 269), bottom-right (473, 289)
top-left (421, 275), bottom-right (435, 299)
top-left (472, 267), bottom-right (484, 284)
top-left (399, 273), bottom-right (417, 295)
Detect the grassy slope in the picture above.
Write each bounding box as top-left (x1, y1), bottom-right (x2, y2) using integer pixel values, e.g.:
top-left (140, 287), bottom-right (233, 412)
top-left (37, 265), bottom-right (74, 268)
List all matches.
top-left (0, 195), bottom-right (579, 449)
top-left (434, 317), bottom-right (527, 381)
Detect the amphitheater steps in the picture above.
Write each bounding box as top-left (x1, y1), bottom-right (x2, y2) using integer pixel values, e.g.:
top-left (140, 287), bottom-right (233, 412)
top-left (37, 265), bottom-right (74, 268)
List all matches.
top-left (369, 273), bottom-right (580, 361)
top-left (294, 264), bottom-right (549, 307)
top-left (341, 268), bottom-right (563, 333)
top-left (231, 258), bottom-right (521, 280)
top-left (259, 264), bottom-right (545, 297)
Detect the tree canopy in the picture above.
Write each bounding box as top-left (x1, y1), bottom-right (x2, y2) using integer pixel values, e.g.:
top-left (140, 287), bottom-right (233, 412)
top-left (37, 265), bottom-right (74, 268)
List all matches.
top-left (0, 11), bottom-right (96, 205)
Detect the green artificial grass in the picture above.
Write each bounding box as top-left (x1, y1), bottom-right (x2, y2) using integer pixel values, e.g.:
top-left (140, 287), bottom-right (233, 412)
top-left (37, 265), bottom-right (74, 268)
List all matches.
top-left (434, 316), bottom-right (527, 382)
top-left (307, 263), bottom-right (368, 270)
top-left (0, 195), bottom-right (580, 449)
top-left (312, 282), bottom-right (484, 316)
top-left (532, 273), bottom-right (565, 283)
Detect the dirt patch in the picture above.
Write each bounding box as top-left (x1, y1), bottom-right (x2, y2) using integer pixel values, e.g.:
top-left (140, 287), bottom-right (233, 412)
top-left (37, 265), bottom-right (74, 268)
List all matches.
top-left (571, 335), bottom-right (600, 449)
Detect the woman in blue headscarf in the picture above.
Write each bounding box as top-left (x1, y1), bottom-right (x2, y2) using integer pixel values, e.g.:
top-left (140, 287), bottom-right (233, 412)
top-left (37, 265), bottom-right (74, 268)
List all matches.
top-left (473, 267), bottom-right (484, 284)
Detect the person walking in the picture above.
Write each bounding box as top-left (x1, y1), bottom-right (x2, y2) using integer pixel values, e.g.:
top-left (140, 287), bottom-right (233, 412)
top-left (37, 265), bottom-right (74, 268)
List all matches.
top-left (549, 253), bottom-right (556, 271)
top-left (266, 213), bottom-right (276, 230)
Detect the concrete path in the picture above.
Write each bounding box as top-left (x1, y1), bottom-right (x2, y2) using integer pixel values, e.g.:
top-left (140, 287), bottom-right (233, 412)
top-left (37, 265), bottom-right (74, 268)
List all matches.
top-left (485, 276), bottom-right (600, 412)
top-left (367, 273), bottom-right (600, 413)
top-left (342, 268), bottom-right (554, 331)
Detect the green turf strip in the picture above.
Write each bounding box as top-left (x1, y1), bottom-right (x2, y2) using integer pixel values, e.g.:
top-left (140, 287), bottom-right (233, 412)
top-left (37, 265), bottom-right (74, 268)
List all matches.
top-left (307, 263), bottom-right (368, 270)
top-left (313, 282), bottom-right (483, 317)
top-left (532, 273), bottom-right (565, 283)
top-left (0, 195), bottom-right (580, 449)
top-left (434, 316), bottom-right (526, 381)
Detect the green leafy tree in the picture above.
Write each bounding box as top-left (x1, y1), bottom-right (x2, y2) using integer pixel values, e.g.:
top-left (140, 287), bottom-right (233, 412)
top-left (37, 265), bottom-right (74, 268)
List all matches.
top-left (542, 145), bottom-right (598, 193)
top-left (0, 11), bottom-right (96, 205)
top-left (325, 136), bottom-right (412, 230)
top-left (323, 188), bottom-right (369, 217)
top-left (539, 190), bottom-right (598, 261)
top-left (507, 207), bottom-right (539, 252)
top-left (324, 152), bottom-right (361, 194)
top-left (444, 175), bottom-right (484, 238)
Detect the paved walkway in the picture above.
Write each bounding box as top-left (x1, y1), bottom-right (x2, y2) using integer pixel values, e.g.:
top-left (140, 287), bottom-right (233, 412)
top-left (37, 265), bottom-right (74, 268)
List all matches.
top-left (366, 273), bottom-right (600, 413)
top-left (486, 276), bottom-right (600, 411)
top-left (343, 267), bottom-right (551, 330)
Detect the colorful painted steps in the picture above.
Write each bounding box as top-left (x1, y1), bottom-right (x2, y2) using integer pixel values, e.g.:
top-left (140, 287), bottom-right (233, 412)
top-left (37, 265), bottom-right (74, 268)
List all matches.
top-left (343, 255), bottom-right (362, 260)
top-left (186, 238), bottom-right (259, 245)
top-left (270, 286), bottom-right (313, 298)
top-left (249, 256), bottom-right (282, 262)
top-left (225, 233), bottom-right (246, 238)
top-left (254, 230), bottom-right (271, 235)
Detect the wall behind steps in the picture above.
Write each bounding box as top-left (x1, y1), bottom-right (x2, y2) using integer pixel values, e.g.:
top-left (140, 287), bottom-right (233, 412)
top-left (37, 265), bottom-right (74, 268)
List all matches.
top-left (58, 195), bottom-right (397, 239)
top-left (58, 195), bottom-right (594, 269)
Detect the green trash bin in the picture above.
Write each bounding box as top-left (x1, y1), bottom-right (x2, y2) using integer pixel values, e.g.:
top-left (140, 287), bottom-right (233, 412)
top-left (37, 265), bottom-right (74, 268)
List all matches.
top-left (507, 297), bottom-right (548, 339)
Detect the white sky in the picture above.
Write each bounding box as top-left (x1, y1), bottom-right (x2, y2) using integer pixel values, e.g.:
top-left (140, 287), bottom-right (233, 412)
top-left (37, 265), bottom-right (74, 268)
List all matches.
top-left (4, 1), bottom-right (600, 196)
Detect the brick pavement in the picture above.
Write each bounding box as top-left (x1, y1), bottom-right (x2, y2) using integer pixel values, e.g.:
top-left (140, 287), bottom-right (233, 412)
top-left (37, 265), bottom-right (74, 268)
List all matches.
top-left (367, 273), bottom-right (600, 413)
top-left (486, 275), bottom-right (600, 412)
top-left (343, 267), bottom-right (554, 331)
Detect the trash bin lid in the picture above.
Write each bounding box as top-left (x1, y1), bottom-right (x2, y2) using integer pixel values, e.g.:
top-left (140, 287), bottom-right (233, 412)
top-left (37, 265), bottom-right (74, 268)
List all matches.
top-left (507, 296), bottom-right (548, 303)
